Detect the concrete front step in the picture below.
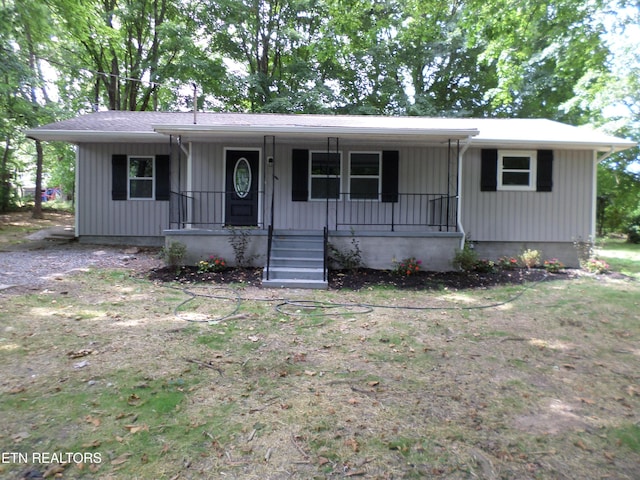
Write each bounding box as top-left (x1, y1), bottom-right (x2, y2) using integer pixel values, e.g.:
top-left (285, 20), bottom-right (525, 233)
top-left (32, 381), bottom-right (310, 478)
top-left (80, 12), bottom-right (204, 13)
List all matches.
top-left (271, 247), bottom-right (323, 259)
top-left (261, 278), bottom-right (328, 289)
top-left (263, 230), bottom-right (328, 289)
top-left (264, 266), bottom-right (325, 281)
top-left (270, 256), bottom-right (324, 268)
top-left (271, 237), bottom-right (324, 249)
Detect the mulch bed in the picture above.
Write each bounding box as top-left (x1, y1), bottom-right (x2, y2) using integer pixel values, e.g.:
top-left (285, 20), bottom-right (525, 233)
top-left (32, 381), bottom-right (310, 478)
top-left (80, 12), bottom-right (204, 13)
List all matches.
top-left (147, 266), bottom-right (567, 290)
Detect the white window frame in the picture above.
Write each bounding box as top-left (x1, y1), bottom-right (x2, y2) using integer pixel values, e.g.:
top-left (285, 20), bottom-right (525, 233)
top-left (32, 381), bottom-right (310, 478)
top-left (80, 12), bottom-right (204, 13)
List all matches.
top-left (349, 151), bottom-right (381, 201)
top-left (497, 150), bottom-right (537, 191)
top-left (128, 155), bottom-right (155, 200)
top-left (309, 150), bottom-right (342, 200)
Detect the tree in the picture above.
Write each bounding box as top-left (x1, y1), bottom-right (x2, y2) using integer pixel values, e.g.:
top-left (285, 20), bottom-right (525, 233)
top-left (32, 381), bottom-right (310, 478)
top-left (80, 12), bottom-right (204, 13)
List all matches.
top-left (49, 0), bottom-right (210, 112)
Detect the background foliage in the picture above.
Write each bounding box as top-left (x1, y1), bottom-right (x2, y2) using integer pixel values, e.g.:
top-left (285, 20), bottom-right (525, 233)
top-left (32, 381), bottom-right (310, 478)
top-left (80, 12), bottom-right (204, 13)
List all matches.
top-left (0, 0), bottom-right (638, 229)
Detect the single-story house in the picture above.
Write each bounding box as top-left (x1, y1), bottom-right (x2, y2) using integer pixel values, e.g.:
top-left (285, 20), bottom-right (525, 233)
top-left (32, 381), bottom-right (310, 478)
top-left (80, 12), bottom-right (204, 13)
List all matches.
top-left (26, 111), bottom-right (636, 288)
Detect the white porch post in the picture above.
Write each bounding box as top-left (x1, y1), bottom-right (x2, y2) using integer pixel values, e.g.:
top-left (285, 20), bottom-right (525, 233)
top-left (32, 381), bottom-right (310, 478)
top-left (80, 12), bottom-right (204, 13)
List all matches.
top-left (456, 136), bottom-right (473, 249)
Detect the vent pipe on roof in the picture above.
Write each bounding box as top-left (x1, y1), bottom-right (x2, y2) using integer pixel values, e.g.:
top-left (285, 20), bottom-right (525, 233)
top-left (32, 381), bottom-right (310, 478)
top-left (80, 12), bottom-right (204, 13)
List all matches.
top-left (192, 83), bottom-right (198, 124)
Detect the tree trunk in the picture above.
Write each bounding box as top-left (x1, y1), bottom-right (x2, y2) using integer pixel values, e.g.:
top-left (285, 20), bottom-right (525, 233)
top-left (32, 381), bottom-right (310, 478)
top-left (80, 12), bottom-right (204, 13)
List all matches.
top-left (1, 138), bottom-right (11, 213)
top-left (32, 139), bottom-right (44, 219)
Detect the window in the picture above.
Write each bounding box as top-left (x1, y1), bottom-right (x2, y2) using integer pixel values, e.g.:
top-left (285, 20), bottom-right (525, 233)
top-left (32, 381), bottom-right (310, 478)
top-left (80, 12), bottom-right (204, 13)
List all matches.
top-left (497, 150), bottom-right (537, 191)
top-left (128, 156), bottom-right (154, 199)
top-left (310, 151), bottom-right (341, 199)
top-left (349, 152), bottom-right (381, 200)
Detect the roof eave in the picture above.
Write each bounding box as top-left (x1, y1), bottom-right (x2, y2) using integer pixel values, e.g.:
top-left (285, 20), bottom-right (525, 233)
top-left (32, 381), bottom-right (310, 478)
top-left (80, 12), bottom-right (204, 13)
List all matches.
top-left (471, 138), bottom-right (637, 152)
top-left (25, 130), bottom-right (166, 143)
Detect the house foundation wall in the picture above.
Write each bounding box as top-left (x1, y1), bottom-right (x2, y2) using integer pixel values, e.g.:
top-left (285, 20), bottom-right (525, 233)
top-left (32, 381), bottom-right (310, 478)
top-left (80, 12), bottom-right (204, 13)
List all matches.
top-left (165, 230), bottom-right (268, 267)
top-left (78, 235), bottom-right (165, 247)
top-left (470, 241), bottom-right (581, 268)
top-left (329, 231), bottom-right (463, 271)
top-left (165, 230), bottom-right (463, 271)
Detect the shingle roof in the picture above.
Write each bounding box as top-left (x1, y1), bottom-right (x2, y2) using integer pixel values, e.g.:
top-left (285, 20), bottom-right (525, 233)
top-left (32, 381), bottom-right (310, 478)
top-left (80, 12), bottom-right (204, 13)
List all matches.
top-left (25, 111), bottom-right (636, 152)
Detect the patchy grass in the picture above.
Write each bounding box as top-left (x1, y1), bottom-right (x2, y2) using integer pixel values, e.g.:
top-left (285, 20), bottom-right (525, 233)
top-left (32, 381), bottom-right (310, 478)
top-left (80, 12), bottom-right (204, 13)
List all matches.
top-left (0, 231), bottom-right (639, 478)
top-left (0, 210), bottom-right (73, 248)
top-left (596, 237), bottom-right (640, 278)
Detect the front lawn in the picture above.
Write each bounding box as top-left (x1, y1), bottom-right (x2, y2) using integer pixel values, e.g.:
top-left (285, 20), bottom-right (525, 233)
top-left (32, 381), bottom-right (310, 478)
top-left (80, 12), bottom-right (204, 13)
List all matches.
top-left (0, 232), bottom-right (638, 479)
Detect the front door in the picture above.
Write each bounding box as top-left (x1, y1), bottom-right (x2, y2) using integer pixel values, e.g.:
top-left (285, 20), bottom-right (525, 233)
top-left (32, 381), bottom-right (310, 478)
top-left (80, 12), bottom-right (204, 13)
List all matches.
top-left (225, 149), bottom-right (259, 226)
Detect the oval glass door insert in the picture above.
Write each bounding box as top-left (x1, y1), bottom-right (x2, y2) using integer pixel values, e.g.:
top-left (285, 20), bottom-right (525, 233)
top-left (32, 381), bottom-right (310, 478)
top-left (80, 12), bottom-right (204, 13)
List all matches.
top-left (233, 158), bottom-right (251, 198)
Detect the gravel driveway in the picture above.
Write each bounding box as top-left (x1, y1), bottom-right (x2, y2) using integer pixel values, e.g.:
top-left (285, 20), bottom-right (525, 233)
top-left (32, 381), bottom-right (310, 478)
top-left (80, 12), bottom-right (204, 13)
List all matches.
top-left (0, 231), bottom-right (162, 293)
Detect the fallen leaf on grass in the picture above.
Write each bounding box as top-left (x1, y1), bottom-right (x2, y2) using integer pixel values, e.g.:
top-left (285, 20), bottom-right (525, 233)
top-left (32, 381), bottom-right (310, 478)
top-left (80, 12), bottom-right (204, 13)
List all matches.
top-left (82, 440), bottom-right (101, 448)
top-left (574, 439), bottom-right (591, 451)
top-left (577, 397), bottom-right (595, 405)
top-left (8, 386), bottom-right (25, 394)
top-left (304, 370), bottom-right (317, 376)
top-left (317, 456), bottom-right (330, 466)
top-left (626, 385), bottom-right (639, 397)
top-left (345, 438), bottom-right (359, 452)
top-left (345, 470), bottom-right (366, 477)
top-left (111, 453), bottom-right (132, 465)
top-left (603, 451), bottom-right (615, 462)
top-left (562, 364), bottom-right (576, 370)
top-left (124, 424), bottom-right (149, 434)
top-left (85, 415), bottom-right (101, 427)
top-left (67, 349), bottom-right (93, 359)
top-left (43, 463), bottom-right (66, 478)
top-left (347, 398), bottom-right (359, 405)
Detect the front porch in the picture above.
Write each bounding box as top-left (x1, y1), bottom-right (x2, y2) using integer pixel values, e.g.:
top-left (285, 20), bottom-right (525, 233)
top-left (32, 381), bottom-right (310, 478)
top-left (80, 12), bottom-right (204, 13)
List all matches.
top-left (169, 191), bottom-right (459, 233)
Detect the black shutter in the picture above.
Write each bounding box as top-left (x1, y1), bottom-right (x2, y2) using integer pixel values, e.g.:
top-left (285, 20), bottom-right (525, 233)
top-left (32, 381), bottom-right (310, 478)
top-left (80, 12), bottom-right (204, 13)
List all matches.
top-left (536, 150), bottom-right (553, 192)
top-left (155, 154), bottom-right (170, 201)
top-left (481, 149), bottom-right (498, 192)
top-left (112, 154), bottom-right (127, 201)
top-left (291, 149), bottom-right (309, 201)
top-left (381, 150), bottom-right (399, 203)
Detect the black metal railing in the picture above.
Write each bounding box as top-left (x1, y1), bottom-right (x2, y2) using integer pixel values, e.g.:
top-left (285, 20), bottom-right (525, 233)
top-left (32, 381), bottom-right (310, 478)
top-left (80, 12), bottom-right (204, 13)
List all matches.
top-left (266, 224), bottom-right (274, 280)
top-left (323, 226), bottom-right (328, 281)
top-left (169, 190), bottom-right (264, 229)
top-left (332, 193), bottom-right (458, 232)
top-left (170, 191), bottom-right (458, 232)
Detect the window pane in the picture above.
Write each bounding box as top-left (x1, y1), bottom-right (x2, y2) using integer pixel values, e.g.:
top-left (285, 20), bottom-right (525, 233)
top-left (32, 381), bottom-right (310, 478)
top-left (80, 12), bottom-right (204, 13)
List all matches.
top-left (502, 156), bottom-right (530, 170)
top-left (130, 179), bottom-right (153, 198)
top-left (130, 157), bottom-right (153, 178)
top-left (311, 153), bottom-right (340, 176)
top-left (311, 178), bottom-right (339, 199)
top-left (502, 172), bottom-right (530, 186)
top-left (351, 153), bottom-right (380, 176)
top-left (351, 178), bottom-right (379, 199)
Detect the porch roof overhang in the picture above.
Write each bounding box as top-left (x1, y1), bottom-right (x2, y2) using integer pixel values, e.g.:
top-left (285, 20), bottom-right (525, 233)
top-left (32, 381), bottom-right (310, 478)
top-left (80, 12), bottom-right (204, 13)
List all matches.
top-left (151, 123), bottom-right (479, 145)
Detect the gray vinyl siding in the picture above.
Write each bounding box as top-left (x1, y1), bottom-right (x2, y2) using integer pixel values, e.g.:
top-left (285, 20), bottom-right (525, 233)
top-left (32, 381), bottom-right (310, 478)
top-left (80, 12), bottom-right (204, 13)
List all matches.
top-left (461, 148), bottom-right (594, 242)
top-left (77, 143), bottom-right (173, 237)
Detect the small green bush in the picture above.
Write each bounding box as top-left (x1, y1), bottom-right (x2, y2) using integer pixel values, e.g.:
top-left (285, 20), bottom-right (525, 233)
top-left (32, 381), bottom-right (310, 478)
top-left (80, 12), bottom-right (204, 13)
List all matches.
top-left (392, 257), bottom-right (422, 276)
top-left (198, 255), bottom-right (227, 273)
top-left (328, 233), bottom-right (363, 269)
top-left (520, 249), bottom-right (541, 268)
top-left (626, 214), bottom-right (640, 244)
top-left (497, 256), bottom-right (519, 270)
top-left (543, 258), bottom-right (564, 273)
top-left (583, 258), bottom-right (609, 274)
top-left (452, 242), bottom-right (479, 272)
top-left (161, 241), bottom-right (186, 267)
